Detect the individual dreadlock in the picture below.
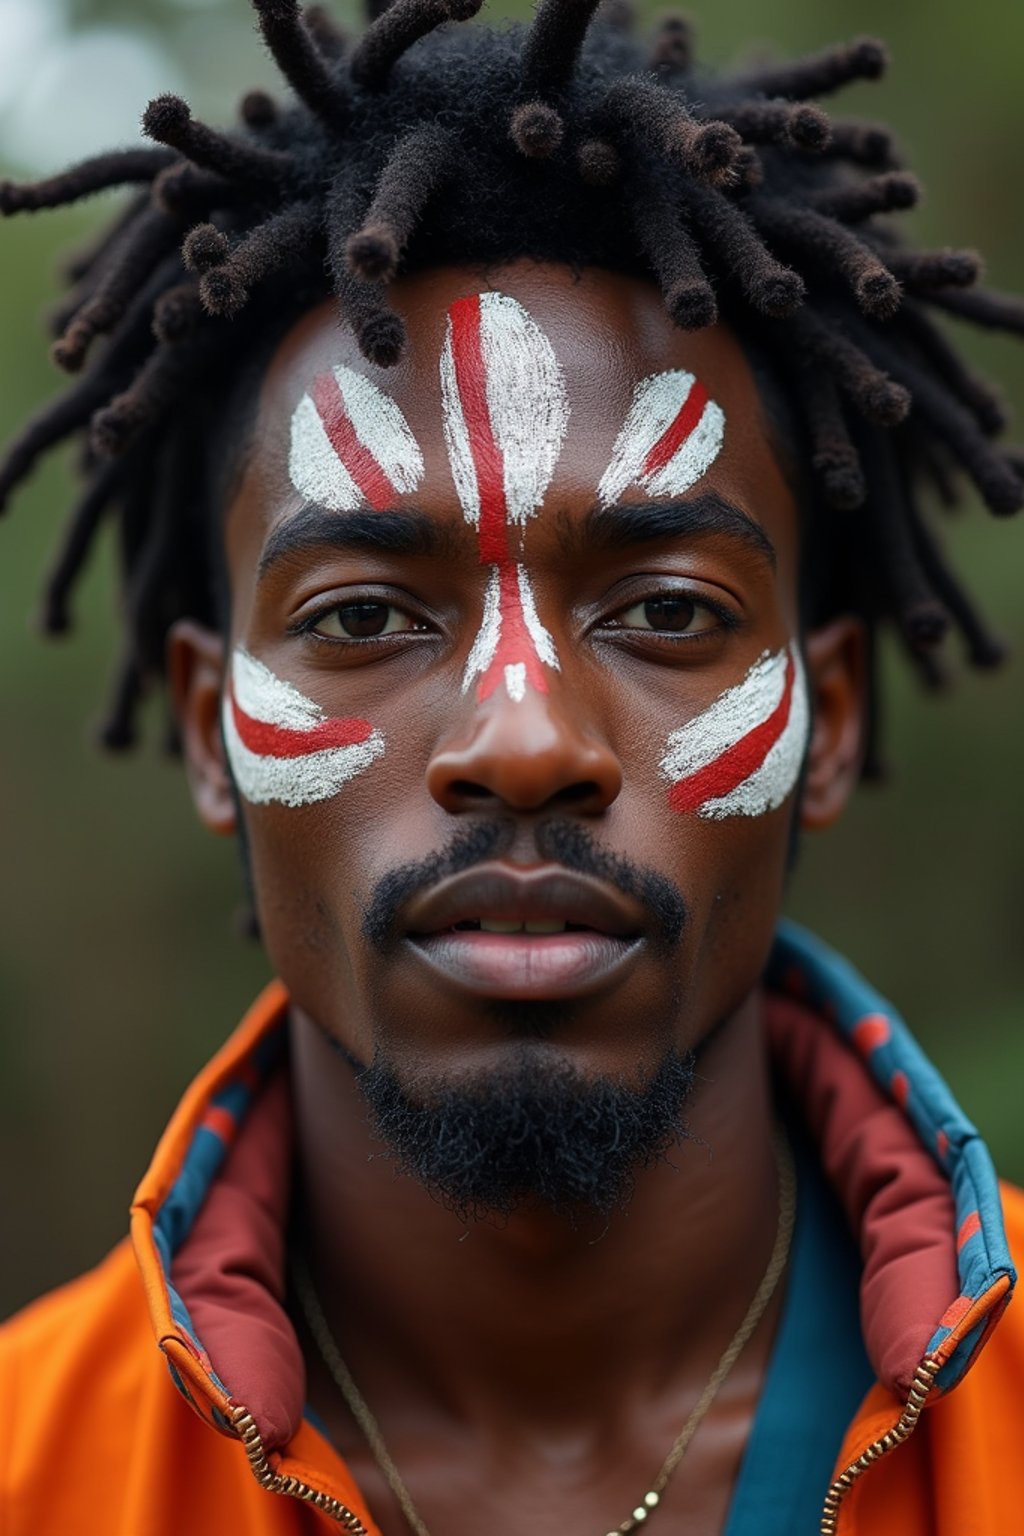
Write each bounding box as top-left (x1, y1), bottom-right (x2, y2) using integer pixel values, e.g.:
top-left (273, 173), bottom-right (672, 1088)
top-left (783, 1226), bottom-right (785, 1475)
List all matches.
top-left (1, 0), bottom-right (1021, 760)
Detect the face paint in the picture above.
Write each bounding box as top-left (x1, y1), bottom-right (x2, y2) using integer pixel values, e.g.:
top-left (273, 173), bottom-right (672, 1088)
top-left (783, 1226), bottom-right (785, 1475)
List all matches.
top-left (598, 369), bottom-right (725, 508)
top-left (289, 364), bottom-right (424, 512)
top-left (223, 647), bottom-right (385, 808)
top-left (659, 642), bottom-right (810, 819)
top-left (440, 291), bottom-right (569, 702)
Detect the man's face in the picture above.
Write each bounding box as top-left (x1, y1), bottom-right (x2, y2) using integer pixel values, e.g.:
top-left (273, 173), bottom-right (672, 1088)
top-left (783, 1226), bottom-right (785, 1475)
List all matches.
top-left (176, 262), bottom-right (858, 1200)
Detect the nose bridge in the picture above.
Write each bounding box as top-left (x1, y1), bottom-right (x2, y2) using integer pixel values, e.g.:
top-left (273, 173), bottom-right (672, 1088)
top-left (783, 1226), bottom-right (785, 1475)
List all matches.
top-left (426, 666), bottom-right (623, 814)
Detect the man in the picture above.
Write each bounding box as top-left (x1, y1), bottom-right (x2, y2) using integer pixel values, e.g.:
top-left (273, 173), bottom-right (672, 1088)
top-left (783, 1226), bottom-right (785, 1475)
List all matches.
top-left (1, 2), bottom-right (1022, 1532)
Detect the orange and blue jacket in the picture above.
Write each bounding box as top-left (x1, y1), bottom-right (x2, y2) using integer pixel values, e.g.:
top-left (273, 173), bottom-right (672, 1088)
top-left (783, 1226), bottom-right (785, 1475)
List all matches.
top-left (2, 922), bottom-right (1022, 1535)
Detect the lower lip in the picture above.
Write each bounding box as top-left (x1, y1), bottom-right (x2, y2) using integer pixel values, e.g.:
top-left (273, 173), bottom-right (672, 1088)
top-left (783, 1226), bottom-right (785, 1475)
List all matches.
top-left (408, 930), bottom-right (642, 1000)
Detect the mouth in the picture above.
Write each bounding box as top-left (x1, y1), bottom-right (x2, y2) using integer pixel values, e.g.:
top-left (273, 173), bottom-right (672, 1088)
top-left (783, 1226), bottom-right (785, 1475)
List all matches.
top-left (402, 865), bottom-right (646, 1000)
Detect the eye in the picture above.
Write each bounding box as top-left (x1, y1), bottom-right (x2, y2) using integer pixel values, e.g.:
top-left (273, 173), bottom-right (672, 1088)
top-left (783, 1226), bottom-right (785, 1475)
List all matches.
top-left (310, 601), bottom-right (426, 640)
top-left (613, 594), bottom-right (720, 635)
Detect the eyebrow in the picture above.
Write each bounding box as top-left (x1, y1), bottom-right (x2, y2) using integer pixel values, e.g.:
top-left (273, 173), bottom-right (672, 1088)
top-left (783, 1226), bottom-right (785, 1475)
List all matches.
top-left (582, 492), bottom-right (777, 569)
top-left (257, 503), bottom-right (454, 580)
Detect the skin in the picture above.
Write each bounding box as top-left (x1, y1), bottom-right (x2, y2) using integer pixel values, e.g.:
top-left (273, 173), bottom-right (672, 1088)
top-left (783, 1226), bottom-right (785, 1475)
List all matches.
top-left (170, 261), bottom-right (865, 1536)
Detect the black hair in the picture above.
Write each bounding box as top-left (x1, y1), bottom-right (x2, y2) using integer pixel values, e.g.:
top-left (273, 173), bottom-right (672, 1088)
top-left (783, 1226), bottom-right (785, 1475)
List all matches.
top-left (1, 0), bottom-right (1021, 766)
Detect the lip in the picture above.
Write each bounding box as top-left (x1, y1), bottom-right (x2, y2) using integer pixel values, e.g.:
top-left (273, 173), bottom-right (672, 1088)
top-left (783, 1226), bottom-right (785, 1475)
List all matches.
top-left (402, 864), bottom-right (647, 1000)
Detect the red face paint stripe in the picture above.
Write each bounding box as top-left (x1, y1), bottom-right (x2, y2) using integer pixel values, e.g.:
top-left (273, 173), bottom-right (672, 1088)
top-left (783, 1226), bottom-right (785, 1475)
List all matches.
top-left (310, 372), bottom-right (397, 512)
top-left (668, 654), bottom-right (796, 814)
top-left (478, 563), bottom-right (549, 699)
top-left (448, 296), bottom-right (509, 565)
top-left (642, 378), bottom-right (710, 479)
top-left (229, 687), bottom-right (374, 758)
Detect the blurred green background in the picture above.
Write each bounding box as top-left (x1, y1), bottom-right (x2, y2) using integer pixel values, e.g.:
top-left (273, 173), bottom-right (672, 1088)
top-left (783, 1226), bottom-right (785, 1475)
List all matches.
top-left (2, 0), bottom-right (1022, 1320)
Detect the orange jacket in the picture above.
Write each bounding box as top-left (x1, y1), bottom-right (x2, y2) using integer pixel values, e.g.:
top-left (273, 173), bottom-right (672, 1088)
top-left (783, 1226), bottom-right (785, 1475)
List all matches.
top-left (2, 925), bottom-right (1021, 1535)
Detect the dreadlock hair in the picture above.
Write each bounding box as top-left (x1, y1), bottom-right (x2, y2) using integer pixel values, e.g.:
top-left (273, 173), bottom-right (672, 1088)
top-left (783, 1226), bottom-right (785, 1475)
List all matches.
top-left (1, 0), bottom-right (1022, 761)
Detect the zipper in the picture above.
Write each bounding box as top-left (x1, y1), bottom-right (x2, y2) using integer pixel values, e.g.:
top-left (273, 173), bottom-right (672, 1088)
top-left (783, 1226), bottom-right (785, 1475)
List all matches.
top-left (819, 1355), bottom-right (940, 1535)
top-left (232, 1352), bottom-right (942, 1536)
top-left (231, 1403), bottom-right (369, 1533)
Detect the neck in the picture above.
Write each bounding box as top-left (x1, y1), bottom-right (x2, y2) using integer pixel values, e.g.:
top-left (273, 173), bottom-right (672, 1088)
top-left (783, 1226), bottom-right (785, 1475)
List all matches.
top-left (290, 991), bottom-right (780, 1436)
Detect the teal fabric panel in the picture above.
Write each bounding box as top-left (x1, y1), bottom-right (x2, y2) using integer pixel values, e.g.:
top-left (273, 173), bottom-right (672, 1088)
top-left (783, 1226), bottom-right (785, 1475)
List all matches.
top-left (723, 1129), bottom-right (873, 1536)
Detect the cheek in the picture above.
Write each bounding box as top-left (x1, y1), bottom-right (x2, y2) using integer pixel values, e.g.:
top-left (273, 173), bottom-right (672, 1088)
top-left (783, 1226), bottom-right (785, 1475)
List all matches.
top-left (658, 641), bottom-right (810, 821)
top-left (223, 646), bottom-right (386, 809)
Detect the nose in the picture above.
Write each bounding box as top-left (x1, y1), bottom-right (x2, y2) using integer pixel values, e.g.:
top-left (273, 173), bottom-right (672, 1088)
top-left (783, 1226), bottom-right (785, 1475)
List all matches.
top-left (426, 678), bottom-right (623, 816)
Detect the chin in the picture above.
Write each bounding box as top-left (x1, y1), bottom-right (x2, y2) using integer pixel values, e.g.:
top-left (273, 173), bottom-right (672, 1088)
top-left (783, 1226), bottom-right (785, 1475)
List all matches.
top-left (350, 1035), bottom-right (698, 1221)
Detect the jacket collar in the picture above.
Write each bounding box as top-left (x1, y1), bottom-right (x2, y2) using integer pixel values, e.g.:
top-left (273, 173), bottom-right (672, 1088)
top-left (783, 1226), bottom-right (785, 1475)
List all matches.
top-left (130, 923), bottom-right (1015, 1462)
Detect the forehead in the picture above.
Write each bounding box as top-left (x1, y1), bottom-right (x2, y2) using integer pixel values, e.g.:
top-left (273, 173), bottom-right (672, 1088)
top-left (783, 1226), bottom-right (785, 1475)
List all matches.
top-left (229, 261), bottom-right (796, 544)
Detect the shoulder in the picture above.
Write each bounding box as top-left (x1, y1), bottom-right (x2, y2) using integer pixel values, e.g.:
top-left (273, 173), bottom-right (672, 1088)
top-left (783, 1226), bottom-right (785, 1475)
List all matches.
top-left (999, 1179), bottom-right (1024, 1248)
top-left (940, 1181), bottom-right (1024, 1392)
top-left (1, 1244), bottom-right (151, 1526)
top-left (0, 1244), bottom-right (268, 1536)
top-left (1, 1239), bottom-right (150, 1418)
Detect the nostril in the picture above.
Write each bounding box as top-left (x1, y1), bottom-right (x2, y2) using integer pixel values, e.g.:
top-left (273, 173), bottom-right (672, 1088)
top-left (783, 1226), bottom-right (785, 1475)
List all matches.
top-left (449, 780), bottom-right (493, 800)
top-left (560, 781), bottom-right (602, 804)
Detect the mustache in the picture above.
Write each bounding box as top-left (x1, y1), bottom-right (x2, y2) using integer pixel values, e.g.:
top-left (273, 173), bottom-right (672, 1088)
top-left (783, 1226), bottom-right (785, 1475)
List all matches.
top-left (361, 818), bottom-right (687, 953)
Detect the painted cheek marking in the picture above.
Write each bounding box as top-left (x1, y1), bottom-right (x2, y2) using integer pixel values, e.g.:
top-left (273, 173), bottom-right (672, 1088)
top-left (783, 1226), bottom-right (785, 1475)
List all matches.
top-left (659, 642), bottom-right (810, 819)
top-left (598, 369), bottom-right (725, 508)
top-left (223, 647), bottom-right (385, 808)
top-left (289, 364), bottom-right (424, 513)
top-left (440, 291), bottom-right (569, 703)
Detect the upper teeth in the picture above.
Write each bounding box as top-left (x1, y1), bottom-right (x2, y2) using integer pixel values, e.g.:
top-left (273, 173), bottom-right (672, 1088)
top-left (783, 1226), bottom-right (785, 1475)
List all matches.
top-left (478, 919), bottom-right (568, 934)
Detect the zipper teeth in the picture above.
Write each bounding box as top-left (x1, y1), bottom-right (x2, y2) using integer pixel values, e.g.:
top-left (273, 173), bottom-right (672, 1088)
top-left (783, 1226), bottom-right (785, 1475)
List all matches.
top-left (819, 1355), bottom-right (941, 1536)
top-left (234, 1354), bottom-right (941, 1536)
top-left (231, 1405), bottom-right (369, 1533)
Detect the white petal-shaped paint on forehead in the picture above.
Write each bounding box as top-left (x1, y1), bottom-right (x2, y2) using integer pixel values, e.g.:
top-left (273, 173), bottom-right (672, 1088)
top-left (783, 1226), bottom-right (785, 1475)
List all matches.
top-left (659, 642), bottom-right (809, 819)
top-left (598, 369), bottom-right (725, 508)
top-left (288, 364), bottom-right (424, 513)
top-left (223, 647), bottom-right (385, 808)
top-left (439, 321), bottom-right (480, 529)
top-left (439, 290), bottom-right (570, 532)
top-left (482, 292), bottom-right (570, 529)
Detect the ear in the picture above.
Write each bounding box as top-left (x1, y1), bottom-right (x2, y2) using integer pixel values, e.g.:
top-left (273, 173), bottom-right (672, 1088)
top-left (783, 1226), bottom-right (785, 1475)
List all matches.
top-left (800, 615), bottom-right (867, 831)
top-left (167, 620), bottom-right (236, 837)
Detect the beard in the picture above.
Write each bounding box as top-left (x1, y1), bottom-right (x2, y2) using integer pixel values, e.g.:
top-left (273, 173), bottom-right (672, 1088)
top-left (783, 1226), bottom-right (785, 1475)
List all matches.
top-left (352, 1036), bottom-right (697, 1222)
top-left (341, 815), bottom-right (695, 1220)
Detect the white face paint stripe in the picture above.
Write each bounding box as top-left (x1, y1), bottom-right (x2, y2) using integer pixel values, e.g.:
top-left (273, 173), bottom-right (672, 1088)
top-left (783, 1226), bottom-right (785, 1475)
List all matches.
top-left (659, 642), bottom-right (809, 819)
top-left (598, 369), bottom-right (725, 508)
top-left (699, 665), bottom-right (809, 818)
top-left (442, 292), bottom-right (568, 702)
top-left (230, 647), bottom-right (326, 731)
top-left (288, 364), bottom-right (424, 513)
top-left (478, 291), bottom-right (570, 531)
top-left (504, 663), bottom-right (527, 703)
top-left (460, 564), bottom-right (560, 701)
top-left (290, 394), bottom-right (363, 513)
top-left (439, 321), bottom-right (481, 530)
top-left (224, 648), bottom-right (385, 809)
top-left (517, 564), bottom-right (559, 671)
top-left (644, 399), bottom-right (726, 502)
top-left (461, 564), bottom-right (503, 694)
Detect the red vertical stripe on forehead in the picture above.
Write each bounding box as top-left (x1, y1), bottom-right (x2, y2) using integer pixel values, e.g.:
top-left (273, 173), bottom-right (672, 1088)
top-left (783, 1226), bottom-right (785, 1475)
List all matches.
top-left (643, 378), bottom-right (710, 479)
top-left (228, 684), bottom-right (374, 758)
top-left (668, 653), bottom-right (796, 814)
top-left (310, 372), bottom-right (396, 512)
top-left (448, 296), bottom-right (509, 565)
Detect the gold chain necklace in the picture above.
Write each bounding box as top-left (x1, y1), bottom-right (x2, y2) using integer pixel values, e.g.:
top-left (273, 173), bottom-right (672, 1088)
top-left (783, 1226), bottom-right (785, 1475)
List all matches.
top-left (292, 1127), bottom-right (796, 1536)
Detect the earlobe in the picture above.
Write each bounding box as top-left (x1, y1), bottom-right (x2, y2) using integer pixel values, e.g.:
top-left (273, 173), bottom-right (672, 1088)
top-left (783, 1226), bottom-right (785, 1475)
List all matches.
top-left (167, 620), bottom-right (236, 837)
top-left (799, 615), bottom-right (867, 831)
